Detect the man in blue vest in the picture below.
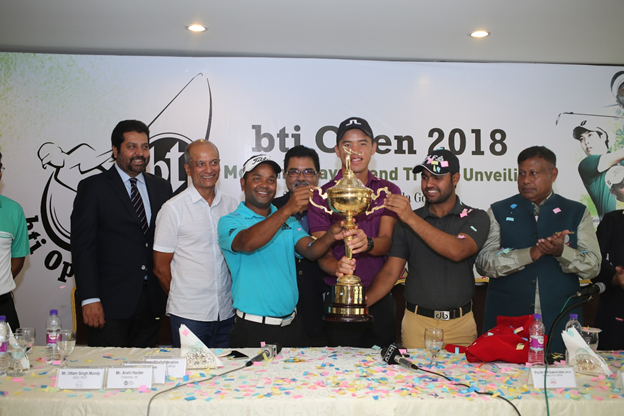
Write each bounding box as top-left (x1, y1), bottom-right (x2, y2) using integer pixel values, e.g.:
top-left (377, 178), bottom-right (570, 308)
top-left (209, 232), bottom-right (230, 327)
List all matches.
top-left (476, 146), bottom-right (601, 354)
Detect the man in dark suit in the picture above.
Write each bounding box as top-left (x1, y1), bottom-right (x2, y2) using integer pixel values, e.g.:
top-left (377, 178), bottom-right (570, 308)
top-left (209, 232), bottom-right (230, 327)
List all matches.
top-left (71, 120), bottom-right (173, 347)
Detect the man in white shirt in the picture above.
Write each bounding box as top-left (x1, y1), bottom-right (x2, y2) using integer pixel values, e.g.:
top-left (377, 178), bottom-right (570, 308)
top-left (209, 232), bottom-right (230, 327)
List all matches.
top-left (154, 140), bottom-right (237, 348)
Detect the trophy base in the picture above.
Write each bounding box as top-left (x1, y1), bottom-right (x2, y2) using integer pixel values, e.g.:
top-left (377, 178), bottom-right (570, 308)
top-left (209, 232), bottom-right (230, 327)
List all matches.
top-left (323, 278), bottom-right (374, 323)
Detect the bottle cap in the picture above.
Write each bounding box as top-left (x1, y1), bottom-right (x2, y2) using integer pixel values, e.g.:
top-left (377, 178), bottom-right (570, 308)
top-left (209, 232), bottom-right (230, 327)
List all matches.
top-left (50, 309), bottom-right (58, 315)
top-left (0, 316), bottom-right (5, 322)
top-left (570, 314), bottom-right (578, 320)
top-left (534, 313), bottom-right (542, 319)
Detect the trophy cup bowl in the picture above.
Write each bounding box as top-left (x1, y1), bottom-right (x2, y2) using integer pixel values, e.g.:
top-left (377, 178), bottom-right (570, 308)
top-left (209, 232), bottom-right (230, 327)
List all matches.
top-left (310, 148), bottom-right (390, 323)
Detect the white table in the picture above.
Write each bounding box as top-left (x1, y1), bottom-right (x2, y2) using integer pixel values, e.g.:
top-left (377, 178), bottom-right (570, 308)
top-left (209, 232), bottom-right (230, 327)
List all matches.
top-left (0, 346), bottom-right (622, 415)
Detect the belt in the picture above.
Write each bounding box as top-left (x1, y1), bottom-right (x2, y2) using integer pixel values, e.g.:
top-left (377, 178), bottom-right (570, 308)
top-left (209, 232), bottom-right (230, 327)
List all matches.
top-left (0, 292), bottom-right (12, 305)
top-left (406, 301), bottom-right (471, 321)
top-left (235, 309), bottom-right (296, 327)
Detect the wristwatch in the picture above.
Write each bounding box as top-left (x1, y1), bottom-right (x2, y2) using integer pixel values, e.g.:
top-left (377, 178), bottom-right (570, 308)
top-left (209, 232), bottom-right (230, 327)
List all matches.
top-left (366, 236), bottom-right (374, 253)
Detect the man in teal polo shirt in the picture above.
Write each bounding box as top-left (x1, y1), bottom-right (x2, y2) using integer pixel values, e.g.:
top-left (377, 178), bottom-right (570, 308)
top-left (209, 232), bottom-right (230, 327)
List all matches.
top-left (476, 146), bottom-right (601, 354)
top-left (218, 154), bottom-right (355, 347)
top-left (0, 152), bottom-right (29, 331)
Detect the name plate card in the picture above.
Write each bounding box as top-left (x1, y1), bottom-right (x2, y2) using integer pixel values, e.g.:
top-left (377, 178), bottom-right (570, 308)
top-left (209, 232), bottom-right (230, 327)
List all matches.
top-left (145, 357), bottom-right (186, 378)
top-left (57, 368), bottom-right (105, 390)
top-left (107, 366), bottom-right (153, 389)
top-left (530, 366), bottom-right (577, 389)
top-left (123, 361), bottom-right (166, 384)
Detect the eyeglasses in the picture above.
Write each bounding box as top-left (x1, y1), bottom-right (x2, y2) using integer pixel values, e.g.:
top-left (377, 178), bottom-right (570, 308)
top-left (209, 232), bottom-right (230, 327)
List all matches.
top-left (286, 169), bottom-right (317, 178)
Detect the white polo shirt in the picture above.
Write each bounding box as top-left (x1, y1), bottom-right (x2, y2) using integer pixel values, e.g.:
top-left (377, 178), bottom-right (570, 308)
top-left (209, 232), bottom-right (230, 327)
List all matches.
top-left (154, 184), bottom-right (238, 322)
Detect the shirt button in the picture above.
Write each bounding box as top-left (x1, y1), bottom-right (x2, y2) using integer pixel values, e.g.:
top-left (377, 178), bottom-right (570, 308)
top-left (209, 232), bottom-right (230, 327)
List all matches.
top-left (531, 280), bottom-right (536, 285)
top-left (145, 243), bottom-right (149, 248)
top-left (141, 265), bottom-right (147, 271)
top-left (298, 271), bottom-right (303, 275)
top-left (529, 303), bottom-right (534, 308)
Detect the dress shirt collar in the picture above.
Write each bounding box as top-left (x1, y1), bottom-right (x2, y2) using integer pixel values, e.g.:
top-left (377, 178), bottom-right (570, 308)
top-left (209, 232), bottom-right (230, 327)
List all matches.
top-left (188, 183), bottom-right (222, 206)
top-left (115, 162), bottom-right (145, 185)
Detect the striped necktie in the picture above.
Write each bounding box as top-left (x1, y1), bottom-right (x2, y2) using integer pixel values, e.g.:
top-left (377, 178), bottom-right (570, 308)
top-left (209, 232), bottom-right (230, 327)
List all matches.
top-left (129, 177), bottom-right (148, 234)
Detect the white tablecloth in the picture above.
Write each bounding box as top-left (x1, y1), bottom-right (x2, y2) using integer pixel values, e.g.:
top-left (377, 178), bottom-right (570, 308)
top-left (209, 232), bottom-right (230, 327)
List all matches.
top-left (0, 346), bottom-right (622, 415)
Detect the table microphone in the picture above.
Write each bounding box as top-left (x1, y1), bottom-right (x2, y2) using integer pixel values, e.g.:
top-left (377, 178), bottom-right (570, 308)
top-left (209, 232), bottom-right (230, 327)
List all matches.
top-left (381, 344), bottom-right (417, 371)
top-left (572, 282), bottom-right (606, 298)
top-left (245, 344), bottom-right (282, 367)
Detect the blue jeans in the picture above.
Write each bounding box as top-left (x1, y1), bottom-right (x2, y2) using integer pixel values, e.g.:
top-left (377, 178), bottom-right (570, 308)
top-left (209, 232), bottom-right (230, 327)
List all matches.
top-left (169, 314), bottom-right (234, 348)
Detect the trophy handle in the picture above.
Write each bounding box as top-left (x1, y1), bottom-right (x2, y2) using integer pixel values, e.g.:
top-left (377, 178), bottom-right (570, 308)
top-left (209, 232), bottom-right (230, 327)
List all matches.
top-left (365, 187), bottom-right (391, 215)
top-left (308, 186), bottom-right (333, 215)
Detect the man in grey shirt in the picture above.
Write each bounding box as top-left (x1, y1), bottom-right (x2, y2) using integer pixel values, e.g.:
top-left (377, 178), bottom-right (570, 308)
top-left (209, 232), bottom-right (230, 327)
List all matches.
top-left (367, 149), bottom-right (490, 348)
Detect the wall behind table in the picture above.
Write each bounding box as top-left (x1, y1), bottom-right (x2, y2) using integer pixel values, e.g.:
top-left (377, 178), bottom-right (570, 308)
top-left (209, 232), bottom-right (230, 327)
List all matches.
top-left (1, 53), bottom-right (622, 344)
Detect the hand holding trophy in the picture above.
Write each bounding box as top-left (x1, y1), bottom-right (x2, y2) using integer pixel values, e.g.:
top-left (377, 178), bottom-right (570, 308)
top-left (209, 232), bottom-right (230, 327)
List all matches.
top-left (310, 147), bottom-right (390, 322)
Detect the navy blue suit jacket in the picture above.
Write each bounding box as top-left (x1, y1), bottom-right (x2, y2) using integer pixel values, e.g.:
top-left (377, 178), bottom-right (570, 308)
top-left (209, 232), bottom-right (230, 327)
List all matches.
top-left (71, 166), bottom-right (172, 320)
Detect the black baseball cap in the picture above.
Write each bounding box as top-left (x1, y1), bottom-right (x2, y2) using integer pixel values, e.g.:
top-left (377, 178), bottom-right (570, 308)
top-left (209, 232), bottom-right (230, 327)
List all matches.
top-left (335, 117), bottom-right (374, 145)
top-left (412, 149), bottom-right (460, 175)
top-left (242, 154), bottom-right (282, 177)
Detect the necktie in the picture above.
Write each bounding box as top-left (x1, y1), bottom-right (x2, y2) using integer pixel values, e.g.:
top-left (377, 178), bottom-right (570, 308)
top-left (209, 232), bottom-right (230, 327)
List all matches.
top-left (129, 178), bottom-right (148, 234)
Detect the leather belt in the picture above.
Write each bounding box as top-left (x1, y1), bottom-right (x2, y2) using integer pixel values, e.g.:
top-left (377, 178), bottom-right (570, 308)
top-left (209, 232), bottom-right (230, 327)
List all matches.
top-left (235, 309), bottom-right (296, 327)
top-left (406, 301), bottom-right (471, 321)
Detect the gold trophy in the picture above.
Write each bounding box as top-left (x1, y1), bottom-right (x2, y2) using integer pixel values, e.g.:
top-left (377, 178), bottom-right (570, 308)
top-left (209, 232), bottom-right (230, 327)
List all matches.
top-left (310, 147), bottom-right (390, 322)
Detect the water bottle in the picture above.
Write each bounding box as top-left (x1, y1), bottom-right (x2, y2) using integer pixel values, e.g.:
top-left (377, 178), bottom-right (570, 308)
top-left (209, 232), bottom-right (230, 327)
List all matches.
top-left (564, 313), bottom-right (583, 362)
top-left (45, 309), bottom-right (62, 362)
top-left (0, 316), bottom-right (8, 376)
top-left (528, 313), bottom-right (545, 365)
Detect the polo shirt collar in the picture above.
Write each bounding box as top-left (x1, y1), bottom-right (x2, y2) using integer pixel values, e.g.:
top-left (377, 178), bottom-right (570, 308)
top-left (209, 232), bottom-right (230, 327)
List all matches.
top-left (332, 169), bottom-right (378, 187)
top-left (238, 200), bottom-right (278, 219)
top-left (419, 196), bottom-right (465, 219)
top-left (188, 183), bottom-right (222, 206)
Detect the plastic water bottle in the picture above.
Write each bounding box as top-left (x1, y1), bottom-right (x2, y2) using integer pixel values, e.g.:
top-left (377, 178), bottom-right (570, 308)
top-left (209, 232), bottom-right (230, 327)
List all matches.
top-left (0, 316), bottom-right (8, 376)
top-left (564, 313), bottom-right (583, 362)
top-left (528, 313), bottom-right (546, 365)
top-left (45, 309), bottom-right (62, 362)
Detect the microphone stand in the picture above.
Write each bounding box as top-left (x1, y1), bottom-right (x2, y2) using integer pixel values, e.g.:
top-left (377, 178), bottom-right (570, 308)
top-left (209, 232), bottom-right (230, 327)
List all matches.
top-left (545, 295), bottom-right (594, 364)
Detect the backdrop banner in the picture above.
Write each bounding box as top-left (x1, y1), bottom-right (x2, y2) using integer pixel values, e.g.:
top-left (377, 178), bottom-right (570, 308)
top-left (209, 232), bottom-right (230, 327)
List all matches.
top-left (1, 53), bottom-right (623, 343)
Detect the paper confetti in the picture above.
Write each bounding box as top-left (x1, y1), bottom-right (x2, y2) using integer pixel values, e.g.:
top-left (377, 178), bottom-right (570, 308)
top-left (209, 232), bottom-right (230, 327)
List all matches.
top-left (553, 207), bottom-right (561, 214)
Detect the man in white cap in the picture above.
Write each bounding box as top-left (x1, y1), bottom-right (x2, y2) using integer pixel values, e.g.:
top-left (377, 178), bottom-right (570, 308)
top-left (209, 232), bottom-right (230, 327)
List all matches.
top-left (572, 120), bottom-right (624, 218)
top-left (217, 154), bottom-right (355, 347)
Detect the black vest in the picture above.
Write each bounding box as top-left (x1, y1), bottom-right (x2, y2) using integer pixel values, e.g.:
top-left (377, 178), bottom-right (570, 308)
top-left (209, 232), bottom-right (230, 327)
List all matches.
top-left (485, 193), bottom-right (585, 353)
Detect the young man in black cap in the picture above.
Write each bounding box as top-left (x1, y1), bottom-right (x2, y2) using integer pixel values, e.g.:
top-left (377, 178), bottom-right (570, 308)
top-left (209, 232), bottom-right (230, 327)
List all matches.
top-left (308, 117), bottom-right (401, 348)
top-left (217, 154), bottom-right (354, 347)
top-left (367, 149), bottom-right (489, 348)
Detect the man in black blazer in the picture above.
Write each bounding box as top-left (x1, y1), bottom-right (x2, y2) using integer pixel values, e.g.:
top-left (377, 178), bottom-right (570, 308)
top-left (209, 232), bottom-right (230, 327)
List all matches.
top-left (71, 120), bottom-right (173, 347)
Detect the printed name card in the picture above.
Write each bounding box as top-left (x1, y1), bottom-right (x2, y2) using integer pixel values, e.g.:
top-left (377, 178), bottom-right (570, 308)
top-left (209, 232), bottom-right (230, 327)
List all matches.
top-left (123, 361), bottom-right (166, 384)
top-left (530, 366), bottom-right (577, 389)
top-left (145, 357), bottom-right (187, 378)
top-left (106, 366), bottom-right (153, 389)
top-left (57, 368), bottom-right (105, 390)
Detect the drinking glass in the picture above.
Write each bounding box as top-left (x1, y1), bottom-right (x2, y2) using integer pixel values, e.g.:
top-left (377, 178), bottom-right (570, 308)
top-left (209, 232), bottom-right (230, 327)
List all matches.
top-left (424, 327), bottom-right (444, 366)
top-left (581, 327), bottom-right (601, 352)
top-left (57, 330), bottom-right (76, 368)
top-left (16, 328), bottom-right (35, 353)
top-left (7, 334), bottom-right (28, 377)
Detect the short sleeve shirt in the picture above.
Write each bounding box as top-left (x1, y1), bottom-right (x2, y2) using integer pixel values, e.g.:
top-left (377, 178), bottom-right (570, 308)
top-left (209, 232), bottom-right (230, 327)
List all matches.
top-left (389, 198), bottom-right (490, 310)
top-left (0, 195), bottom-right (29, 295)
top-left (308, 170), bottom-right (401, 287)
top-left (153, 185), bottom-right (238, 322)
top-left (578, 155), bottom-right (624, 217)
top-left (218, 202), bottom-right (309, 317)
